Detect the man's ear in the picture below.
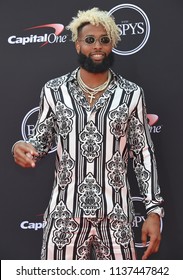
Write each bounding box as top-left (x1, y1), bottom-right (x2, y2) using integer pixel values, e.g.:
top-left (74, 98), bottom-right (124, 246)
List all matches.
top-left (75, 41), bottom-right (80, 54)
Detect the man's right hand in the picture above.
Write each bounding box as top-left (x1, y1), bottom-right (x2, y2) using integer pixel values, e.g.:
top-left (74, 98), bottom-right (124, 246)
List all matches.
top-left (13, 141), bottom-right (39, 168)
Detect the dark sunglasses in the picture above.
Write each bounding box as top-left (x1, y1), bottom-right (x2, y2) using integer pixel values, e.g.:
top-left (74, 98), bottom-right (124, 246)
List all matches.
top-left (79, 35), bottom-right (111, 45)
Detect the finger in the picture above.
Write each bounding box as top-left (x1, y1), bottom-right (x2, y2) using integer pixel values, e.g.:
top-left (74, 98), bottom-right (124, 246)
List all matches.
top-left (142, 248), bottom-right (150, 260)
top-left (15, 143), bottom-right (38, 157)
top-left (14, 143), bottom-right (38, 167)
top-left (25, 153), bottom-right (36, 167)
top-left (142, 244), bottom-right (152, 260)
top-left (14, 151), bottom-right (36, 168)
top-left (141, 230), bottom-right (147, 247)
top-left (26, 152), bottom-right (33, 159)
top-left (14, 156), bottom-right (36, 168)
top-left (28, 148), bottom-right (39, 157)
top-left (153, 238), bottom-right (161, 253)
top-left (23, 146), bottom-right (39, 158)
top-left (142, 236), bottom-right (159, 260)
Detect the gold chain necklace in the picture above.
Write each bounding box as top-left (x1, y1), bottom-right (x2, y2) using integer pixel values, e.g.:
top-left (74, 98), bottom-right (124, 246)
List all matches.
top-left (77, 70), bottom-right (111, 103)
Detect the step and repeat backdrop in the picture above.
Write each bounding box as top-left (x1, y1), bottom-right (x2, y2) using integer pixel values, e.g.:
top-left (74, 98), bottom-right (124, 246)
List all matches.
top-left (0, 0), bottom-right (183, 259)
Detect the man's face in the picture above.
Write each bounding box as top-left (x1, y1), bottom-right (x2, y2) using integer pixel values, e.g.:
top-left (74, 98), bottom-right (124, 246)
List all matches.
top-left (75, 24), bottom-right (114, 73)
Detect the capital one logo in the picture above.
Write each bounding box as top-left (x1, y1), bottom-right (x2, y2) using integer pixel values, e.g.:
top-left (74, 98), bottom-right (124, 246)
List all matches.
top-left (147, 114), bottom-right (162, 134)
top-left (20, 213), bottom-right (45, 231)
top-left (21, 107), bottom-right (56, 153)
top-left (8, 23), bottom-right (67, 47)
top-left (108, 4), bottom-right (150, 55)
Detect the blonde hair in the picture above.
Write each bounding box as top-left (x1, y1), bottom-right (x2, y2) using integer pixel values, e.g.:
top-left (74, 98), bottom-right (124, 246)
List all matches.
top-left (66, 7), bottom-right (121, 47)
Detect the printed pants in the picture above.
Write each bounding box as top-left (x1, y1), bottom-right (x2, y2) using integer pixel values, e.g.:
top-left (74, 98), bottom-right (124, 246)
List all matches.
top-left (41, 216), bottom-right (136, 260)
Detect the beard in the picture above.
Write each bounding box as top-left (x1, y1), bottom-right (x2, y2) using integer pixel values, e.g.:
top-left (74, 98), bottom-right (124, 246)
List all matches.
top-left (78, 51), bottom-right (114, 73)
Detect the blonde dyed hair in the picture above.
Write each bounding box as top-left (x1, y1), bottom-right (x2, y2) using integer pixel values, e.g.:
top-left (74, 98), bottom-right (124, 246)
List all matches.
top-left (66, 7), bottom-right (121, 47)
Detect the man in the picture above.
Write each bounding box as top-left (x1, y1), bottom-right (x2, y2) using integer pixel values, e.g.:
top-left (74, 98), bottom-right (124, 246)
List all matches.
top-left (12, 7), bottom-right (164, 260)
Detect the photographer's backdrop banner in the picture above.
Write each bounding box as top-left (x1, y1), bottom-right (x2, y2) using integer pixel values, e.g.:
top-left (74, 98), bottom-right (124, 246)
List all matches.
top-left (0, 0), bottom-right (182, 259)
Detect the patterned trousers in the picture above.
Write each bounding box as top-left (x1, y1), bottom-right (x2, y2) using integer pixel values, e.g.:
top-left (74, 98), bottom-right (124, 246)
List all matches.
top-left (41, 216), bottom-right (136, 260)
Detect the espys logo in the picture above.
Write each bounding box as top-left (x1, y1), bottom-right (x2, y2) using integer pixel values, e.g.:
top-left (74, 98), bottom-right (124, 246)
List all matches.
top-left (108, 4), bottom-right (150, 55)
top-left (8, 23), bottom-right (67, 47)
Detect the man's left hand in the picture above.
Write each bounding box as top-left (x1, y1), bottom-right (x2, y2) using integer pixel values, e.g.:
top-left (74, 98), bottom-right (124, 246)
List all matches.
top-left (141, 213), bottom-right (161, 260)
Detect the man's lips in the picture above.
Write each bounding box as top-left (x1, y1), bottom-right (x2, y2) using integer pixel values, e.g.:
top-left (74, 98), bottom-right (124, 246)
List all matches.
top-left (90, 52), bottom-right (105, 61)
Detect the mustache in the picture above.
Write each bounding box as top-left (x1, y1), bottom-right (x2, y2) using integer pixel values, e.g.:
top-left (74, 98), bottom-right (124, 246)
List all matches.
top-left (90, 51), bottom-right (106, 55)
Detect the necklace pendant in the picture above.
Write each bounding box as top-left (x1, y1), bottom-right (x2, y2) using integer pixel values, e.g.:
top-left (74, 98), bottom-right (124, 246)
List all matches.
top-left (88, 93), bottom-right (95, 103)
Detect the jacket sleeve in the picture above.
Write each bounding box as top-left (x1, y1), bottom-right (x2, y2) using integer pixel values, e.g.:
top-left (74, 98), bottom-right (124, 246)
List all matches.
top-left (128, 88), bottom-right (164, 216)
top-left (28, 85), bottom-right (57, 158)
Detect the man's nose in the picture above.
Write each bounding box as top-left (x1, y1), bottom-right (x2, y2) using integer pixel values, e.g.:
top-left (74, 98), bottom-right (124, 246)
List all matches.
top-left (93, 39), bottom-right (102, 47)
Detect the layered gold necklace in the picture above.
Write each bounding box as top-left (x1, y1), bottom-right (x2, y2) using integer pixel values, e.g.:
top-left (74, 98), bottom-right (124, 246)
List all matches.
top-left (77, 70), bottom-right (111, 103)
